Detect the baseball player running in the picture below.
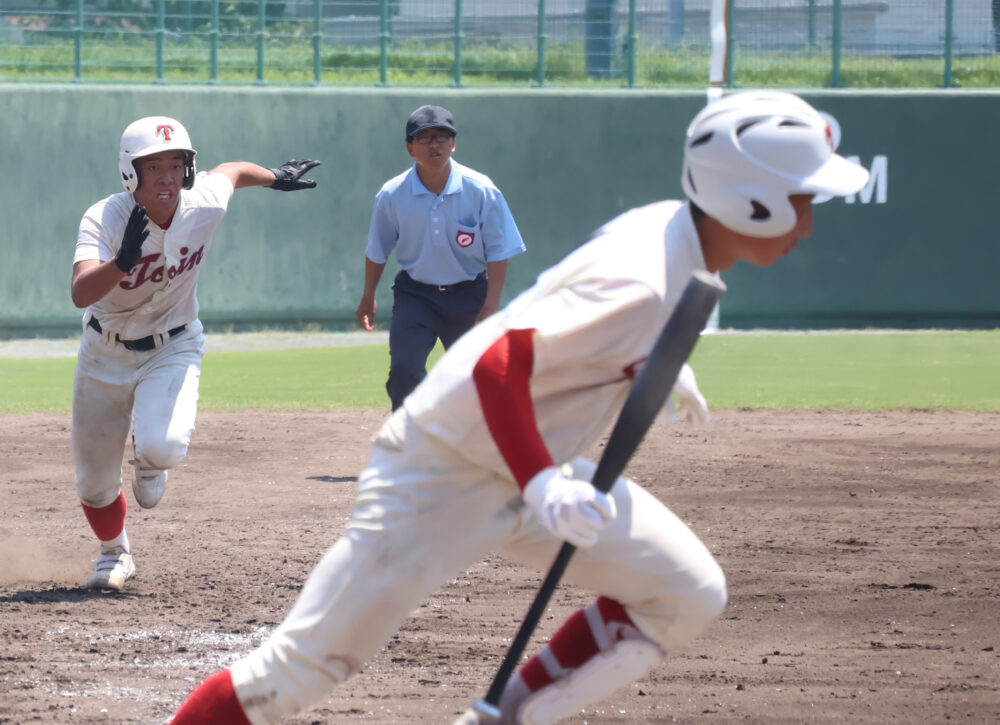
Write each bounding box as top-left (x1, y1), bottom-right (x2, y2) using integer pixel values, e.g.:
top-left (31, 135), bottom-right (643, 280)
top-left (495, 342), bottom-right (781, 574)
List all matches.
top-left (72, 115), bottom-right (318, 591)
top-left (168, 91), bottom-right (867, 724)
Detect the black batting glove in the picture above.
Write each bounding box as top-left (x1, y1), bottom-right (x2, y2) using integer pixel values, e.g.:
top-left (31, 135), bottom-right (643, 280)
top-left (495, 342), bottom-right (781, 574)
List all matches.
top-left (268, 159), bottom-right (320, 191)
top-left (115, 204), bottom-right (150, 273)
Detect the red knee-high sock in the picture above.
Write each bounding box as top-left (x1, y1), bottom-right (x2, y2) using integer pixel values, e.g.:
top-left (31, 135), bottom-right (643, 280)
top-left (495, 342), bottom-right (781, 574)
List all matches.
top-left (81, 491), bottom-right (127, 542)
top-left (519, 596), bottom-right (637, 691)
top-left (169, 669), bottom-right (252, 725)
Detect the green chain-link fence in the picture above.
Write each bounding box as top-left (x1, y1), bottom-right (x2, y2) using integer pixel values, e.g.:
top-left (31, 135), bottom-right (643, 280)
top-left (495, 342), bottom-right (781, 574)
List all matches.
top-left (1, 1), bottom-right (998, 87)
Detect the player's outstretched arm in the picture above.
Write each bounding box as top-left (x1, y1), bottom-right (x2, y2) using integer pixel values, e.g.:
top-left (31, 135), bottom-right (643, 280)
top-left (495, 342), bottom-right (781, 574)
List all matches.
top-left (208, 160), bottom-right (320, 190)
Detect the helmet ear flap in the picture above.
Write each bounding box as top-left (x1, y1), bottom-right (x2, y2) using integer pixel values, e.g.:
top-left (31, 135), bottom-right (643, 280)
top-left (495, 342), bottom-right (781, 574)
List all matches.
top-left (182, 151), bottom-right (196, 190)
top-left (686, 169), bottom-right (798, 237)
top-left (728, 184), bottom-right (797, 236)
top-left (119, 157), bottom-right (139, 194)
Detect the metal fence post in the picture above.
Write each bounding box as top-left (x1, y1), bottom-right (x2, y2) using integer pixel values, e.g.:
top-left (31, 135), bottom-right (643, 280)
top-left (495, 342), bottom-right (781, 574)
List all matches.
top-left (156, 0), bottom-right (165, 83)
top-left (808, 0), bottom-right (816, 49)
top-left (313, 0), bottom-right (322, 85)
top-left (535, 0), bottom-right (548, 87)
top-left (452, 0), bottom-right (464, 87)
top-left (209, 0), bottom-right (219, 84)
top-left (256, 0), bottom-right (267, 85)
top-left (74, 0), bottom-right (83, 81)
top-left (942, 0), bottom-right (956, 87)
top-left (668, 0), bottom-right (684, 44)
top-left (378, 0), bottom-right (390, 86)
top-left (624, 0), bottom-right (638, 87)
top-left (725, 0), bottom-right (734, 88)
top-left (830, 0), bottom-right (842, 87)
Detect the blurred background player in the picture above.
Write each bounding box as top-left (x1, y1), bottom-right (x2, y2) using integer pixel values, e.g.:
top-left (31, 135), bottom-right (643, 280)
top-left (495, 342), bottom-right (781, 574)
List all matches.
top-left (169, 91), bottom-right (867, 725)
top-left (71, 115), bottom-right (319, 591)
top-left (355, 104), bottom-right (527, 410)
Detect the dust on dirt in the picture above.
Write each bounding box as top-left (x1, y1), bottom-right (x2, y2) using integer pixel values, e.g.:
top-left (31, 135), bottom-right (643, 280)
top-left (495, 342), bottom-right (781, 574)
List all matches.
top-left (1, 408), bottom-right (998, 724)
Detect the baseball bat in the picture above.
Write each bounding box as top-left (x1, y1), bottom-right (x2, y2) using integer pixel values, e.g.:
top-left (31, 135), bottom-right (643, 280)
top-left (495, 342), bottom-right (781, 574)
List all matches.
top-left (462, 270), bottom-right (727, 723)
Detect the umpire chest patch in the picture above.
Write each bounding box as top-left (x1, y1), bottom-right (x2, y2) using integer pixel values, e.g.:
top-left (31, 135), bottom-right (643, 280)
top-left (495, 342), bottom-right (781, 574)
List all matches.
top-left (456, 231), bottom-right (475, 248)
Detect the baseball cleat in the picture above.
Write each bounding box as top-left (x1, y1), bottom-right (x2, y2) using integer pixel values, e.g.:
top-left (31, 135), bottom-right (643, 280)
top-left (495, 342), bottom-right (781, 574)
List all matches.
top-left (131, 463), bottom-right (167, 509)
top-left (451, 708), bottom-right (497, 725)
top-left (451, 701), bottom-right (503, 725)
top-left (86, 547), bottom-right (136, 590)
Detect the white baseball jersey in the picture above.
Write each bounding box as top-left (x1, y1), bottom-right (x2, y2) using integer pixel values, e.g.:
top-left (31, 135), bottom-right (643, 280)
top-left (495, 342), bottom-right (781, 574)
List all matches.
top-left (403, 199), bottom-right (706, 485)
top-left (74, 171), bottom-right (234, 338)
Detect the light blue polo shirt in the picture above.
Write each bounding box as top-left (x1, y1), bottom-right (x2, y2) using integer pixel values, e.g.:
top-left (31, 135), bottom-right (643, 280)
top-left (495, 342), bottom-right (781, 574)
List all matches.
top-left (365, 160), bottom-right (526, 286)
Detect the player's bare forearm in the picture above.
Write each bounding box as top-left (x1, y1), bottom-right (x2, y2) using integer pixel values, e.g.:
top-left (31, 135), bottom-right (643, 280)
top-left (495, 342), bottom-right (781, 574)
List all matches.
top-left (212, 159), bottom-right (322, 191)
top-left (208, 162), bottom-right (278, 190)
top-left (71, 259), bottom-right (129, 308)
top-left (476, 259), bottom-right (508, 323)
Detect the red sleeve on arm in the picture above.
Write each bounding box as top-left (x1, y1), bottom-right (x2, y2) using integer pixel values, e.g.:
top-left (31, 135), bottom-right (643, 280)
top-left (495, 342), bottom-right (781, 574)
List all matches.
top-left (473, 328), bottom-right (554, 490)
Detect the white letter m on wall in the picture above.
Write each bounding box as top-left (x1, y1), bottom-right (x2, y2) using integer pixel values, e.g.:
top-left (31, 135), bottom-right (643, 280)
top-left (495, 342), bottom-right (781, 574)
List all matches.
top-left (845, 155), bottom-right (888, 204)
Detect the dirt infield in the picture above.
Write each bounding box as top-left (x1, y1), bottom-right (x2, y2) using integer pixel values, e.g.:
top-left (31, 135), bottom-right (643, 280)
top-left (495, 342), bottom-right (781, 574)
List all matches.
top-left (1, 408), bottom-right (998, 724)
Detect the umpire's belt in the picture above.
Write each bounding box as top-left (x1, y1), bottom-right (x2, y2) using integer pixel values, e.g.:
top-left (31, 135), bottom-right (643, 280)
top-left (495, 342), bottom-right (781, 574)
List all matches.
top-left (401, 270), bottom-right (486, 292)
top-left (88, 316), bottom-right (186, 352)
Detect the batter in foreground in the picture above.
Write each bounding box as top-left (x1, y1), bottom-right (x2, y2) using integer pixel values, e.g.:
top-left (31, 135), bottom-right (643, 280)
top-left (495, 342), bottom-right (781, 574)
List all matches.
top-left (169, 92), bottom-right (868, 724)
top-left (71, 116), bottom-right (319, 591)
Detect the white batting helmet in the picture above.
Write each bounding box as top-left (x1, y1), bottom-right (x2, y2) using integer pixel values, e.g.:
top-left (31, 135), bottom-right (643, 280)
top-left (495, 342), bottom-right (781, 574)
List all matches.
top-left (681, 91), bottom-right (869, 237)
top-left (118, 116), bottom-right (197, 193)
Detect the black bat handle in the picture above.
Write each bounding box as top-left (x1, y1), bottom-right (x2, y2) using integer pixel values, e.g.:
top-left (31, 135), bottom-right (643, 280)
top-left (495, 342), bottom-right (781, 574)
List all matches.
top-left (480, 541), bottom-right (576, 708)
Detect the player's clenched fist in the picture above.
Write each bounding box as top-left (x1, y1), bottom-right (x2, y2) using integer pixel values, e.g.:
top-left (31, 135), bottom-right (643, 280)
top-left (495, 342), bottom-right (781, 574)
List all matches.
top-left (523, 464), bottom-right (617, 548)
top-left (268, 159), bottom-right (321, 191)
top-left (114, 204), bottom-right (150, 273)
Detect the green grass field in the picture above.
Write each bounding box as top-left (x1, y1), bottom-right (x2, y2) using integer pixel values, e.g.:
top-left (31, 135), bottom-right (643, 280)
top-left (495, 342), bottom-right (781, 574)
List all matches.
top-left (1, 331), bottom-right (998, 414)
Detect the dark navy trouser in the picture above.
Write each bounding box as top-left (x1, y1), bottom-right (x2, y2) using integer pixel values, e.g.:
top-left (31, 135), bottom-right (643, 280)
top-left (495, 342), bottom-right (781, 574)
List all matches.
top-left (387, 269), bottom-right (487, 411)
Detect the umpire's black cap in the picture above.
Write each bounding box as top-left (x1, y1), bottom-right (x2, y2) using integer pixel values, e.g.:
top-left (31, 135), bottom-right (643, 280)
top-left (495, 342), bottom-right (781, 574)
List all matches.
top-left (406, 105), bottom-right (457, 140)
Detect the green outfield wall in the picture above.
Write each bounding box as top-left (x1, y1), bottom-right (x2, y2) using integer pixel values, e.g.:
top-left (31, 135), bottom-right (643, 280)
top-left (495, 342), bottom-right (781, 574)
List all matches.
top-left (2, 86), bottom-right (997, 336)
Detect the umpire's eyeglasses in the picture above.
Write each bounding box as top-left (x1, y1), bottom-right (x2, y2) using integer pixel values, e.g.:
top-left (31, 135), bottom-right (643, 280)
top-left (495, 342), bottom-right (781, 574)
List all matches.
top-left (413, 132), bottom-right (455, 146)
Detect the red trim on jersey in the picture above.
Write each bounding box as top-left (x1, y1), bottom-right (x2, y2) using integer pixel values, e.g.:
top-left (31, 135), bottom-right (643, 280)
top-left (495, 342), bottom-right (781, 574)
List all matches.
top-left (473, 328), bottom-right (554, 490)
top-left (168, 669), bottom-right (252, 725)
top-left (81, 491), bottom-right (127, 542)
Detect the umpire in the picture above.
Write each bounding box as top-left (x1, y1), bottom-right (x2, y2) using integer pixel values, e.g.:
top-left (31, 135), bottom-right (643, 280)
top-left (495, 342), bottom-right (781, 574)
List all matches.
top-left (355, 104), bottom-right (526, 410)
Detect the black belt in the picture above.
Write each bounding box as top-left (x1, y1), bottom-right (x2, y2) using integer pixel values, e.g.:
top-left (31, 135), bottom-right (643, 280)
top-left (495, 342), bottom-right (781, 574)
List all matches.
top-left (88, 316), bottom-right (186, 352)
top-left (401, 270), bottom-right (486, 292)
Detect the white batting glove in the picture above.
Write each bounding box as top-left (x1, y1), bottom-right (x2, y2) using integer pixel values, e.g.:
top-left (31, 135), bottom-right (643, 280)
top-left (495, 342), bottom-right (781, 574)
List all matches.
top-left (661, 363), bottom-right (710, 425)
top-left (523, 465), bottom-right (617, 548)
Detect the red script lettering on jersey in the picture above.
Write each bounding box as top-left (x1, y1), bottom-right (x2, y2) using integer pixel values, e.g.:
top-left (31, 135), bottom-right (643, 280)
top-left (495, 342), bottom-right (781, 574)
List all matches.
top-left (119, 245), bottom-right (205, 290)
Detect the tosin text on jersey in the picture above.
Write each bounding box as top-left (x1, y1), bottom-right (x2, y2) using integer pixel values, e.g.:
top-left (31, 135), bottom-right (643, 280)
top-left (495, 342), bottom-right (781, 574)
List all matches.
top-left (119, 246), bottom-right (205, 290)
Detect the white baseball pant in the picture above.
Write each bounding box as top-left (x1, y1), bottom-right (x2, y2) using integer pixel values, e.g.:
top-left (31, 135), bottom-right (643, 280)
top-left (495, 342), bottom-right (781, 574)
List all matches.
top-left (230, 408), bottom-right (726, 725)
top-left (72, 319), bottom-right (205, 508)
